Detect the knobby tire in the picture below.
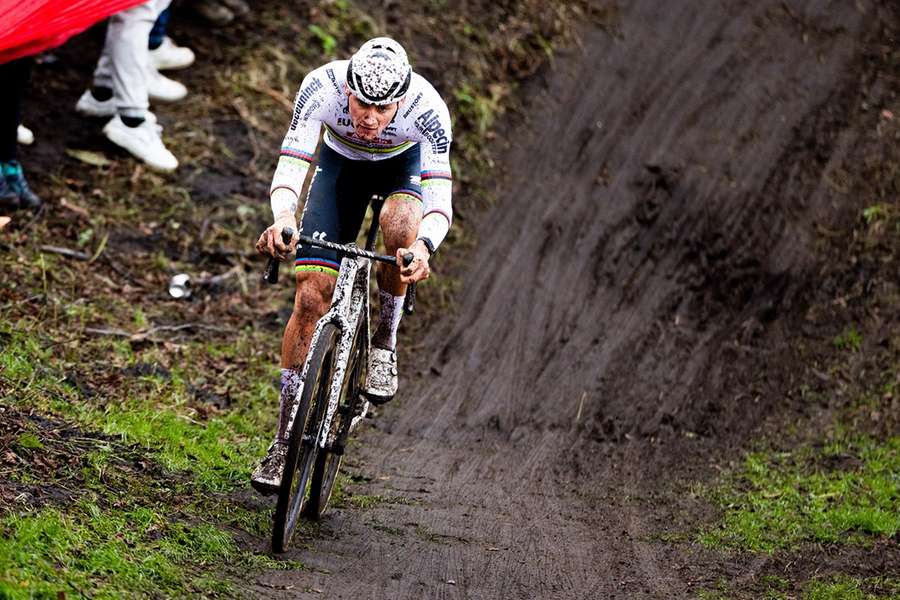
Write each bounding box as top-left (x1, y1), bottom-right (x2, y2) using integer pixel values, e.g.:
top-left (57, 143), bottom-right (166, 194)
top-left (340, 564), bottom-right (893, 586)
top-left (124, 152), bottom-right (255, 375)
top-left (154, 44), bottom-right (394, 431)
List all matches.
top-left (305, 314), bottom-right (367, 520)
top-left (272, 323), bottom-right (339, 552)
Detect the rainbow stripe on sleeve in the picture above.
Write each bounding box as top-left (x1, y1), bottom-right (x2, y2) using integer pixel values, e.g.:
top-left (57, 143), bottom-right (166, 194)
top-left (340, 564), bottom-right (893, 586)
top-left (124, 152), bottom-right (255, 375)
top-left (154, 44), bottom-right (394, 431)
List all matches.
top-left (280, 148), bottom-right (315, 165)
top-left (421, 170), bottom-right (452, 182)
top-left (421, 170), bottom-right (452, 188)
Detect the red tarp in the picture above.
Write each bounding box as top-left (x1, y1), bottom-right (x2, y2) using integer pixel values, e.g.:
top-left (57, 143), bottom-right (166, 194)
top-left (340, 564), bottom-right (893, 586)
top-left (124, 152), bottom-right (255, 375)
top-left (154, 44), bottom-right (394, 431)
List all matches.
top-left (0, 0), bottom-right (147, 64)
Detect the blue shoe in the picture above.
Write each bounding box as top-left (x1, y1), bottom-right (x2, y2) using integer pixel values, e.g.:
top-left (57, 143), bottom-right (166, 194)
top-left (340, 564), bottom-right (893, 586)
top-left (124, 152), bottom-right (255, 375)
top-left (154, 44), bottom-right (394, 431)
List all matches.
top-left (0, 175), bottom-right (17, 210)
top-left (2, 161), bottom-right (42, 212)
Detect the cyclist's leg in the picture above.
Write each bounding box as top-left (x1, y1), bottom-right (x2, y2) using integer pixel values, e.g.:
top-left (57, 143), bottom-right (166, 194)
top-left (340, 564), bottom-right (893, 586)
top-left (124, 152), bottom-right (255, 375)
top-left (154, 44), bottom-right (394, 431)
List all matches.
top-left (277, 271), bottom-right (333, 438)
top-left (372, 146), bottom-right (422, 351)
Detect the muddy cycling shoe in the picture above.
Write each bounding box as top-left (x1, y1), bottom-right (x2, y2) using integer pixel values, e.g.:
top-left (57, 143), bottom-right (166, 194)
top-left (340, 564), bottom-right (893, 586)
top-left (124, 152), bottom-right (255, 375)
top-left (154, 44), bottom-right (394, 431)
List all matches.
top-left (364, 347), bottom-right (398, 405)
top-left (250, 441), bottom-right (288, 495)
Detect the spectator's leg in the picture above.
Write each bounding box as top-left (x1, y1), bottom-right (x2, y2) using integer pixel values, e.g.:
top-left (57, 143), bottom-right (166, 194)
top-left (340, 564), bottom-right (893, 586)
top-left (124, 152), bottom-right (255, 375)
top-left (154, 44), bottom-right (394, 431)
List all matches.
top-left (149, 8), bottom-right (171, 50)
top-left (148, 7), bottom-right (195, 72)
top-left (0, 58), bottom-right (30, 163)
top-left (106, 0), bottom-right (172, 120)
top-left (0, 58), bottom-right (41, 210)
top-left (99, 0), bottom-right (179, 172)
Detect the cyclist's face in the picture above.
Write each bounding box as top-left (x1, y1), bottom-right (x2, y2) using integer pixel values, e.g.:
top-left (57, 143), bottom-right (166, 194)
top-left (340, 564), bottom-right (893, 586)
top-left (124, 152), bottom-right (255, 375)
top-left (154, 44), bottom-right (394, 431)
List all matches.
top-left (347, 93), bottom-right (399, 141)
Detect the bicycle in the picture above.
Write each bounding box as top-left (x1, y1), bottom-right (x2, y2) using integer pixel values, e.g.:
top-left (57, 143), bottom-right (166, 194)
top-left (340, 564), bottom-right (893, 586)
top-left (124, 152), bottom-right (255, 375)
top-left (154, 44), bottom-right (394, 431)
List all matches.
top-left (262, 196), bottom-right (416, 553)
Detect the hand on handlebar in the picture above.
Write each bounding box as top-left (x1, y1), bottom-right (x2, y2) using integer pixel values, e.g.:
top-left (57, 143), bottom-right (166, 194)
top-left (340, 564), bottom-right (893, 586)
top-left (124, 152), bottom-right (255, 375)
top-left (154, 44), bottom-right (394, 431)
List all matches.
top-left (396, 241), bottom-right (430, 284)
top-left (256, 218), bottom-right (298, 261)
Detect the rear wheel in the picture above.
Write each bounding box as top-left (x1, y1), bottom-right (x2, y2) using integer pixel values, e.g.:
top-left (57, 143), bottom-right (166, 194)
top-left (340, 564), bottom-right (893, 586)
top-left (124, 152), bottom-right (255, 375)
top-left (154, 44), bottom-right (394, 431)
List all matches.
top-left (272, 323), bottom-right (339, 552)
top-left (305, 315), bottom-right (367, 520)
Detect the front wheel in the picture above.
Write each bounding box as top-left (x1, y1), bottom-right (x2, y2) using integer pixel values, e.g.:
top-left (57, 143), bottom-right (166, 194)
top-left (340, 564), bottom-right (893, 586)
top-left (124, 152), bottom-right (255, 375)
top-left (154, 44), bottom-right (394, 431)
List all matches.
top-left (272, 323), bottom-right (339, 553)
top-left (305, 314), bottom-right (367, 520)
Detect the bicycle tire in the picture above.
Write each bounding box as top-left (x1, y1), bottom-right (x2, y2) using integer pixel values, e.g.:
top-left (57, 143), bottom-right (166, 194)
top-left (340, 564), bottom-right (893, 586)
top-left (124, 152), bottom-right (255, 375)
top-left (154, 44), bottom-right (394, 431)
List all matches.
top-left (272, 323), bottom-right (339, 552)
top-left (305, 314), bottom-right (367, 520)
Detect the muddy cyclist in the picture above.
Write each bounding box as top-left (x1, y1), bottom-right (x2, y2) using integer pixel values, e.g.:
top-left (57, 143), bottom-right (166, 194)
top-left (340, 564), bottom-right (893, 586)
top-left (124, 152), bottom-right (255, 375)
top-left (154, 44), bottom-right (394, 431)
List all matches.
top-left (251, 37), bottom-right (454, 493)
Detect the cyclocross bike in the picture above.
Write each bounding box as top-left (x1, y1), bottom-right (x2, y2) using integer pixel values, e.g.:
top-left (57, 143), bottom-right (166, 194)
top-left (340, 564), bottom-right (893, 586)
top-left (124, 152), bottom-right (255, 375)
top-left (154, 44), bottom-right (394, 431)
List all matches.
top-left (262, 195), bottom-right (416, 553)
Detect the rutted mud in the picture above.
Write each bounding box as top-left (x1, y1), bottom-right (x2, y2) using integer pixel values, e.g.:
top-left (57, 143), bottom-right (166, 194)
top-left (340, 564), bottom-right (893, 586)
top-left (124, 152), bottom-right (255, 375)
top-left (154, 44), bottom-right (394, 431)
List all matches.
top-left (253, 1), bottom-right (897, 598)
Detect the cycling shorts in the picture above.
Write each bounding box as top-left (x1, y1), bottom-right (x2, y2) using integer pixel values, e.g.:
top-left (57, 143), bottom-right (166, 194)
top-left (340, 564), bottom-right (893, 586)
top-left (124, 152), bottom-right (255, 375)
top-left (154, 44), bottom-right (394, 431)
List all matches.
top-left (295, 143), bottom-right (422, 276)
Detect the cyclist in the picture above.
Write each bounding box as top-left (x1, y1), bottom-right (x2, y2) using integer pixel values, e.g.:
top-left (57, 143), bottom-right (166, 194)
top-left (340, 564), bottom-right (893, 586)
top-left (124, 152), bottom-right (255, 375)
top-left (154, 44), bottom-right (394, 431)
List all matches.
top-left (251, 37), bottom-right (453, 493)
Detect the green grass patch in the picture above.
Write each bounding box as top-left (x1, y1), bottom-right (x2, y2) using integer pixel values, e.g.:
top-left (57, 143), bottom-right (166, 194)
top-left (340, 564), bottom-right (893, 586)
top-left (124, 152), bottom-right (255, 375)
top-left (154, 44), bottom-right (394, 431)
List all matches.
top-left (698, 575), bottom-right (900, 600)
top-left (0, 325), bottom-right (275, 492)
top-left (0, 502), bottom-right (257, 599)
top-left (0, 499), bottom-right (299, 599)
top-left (805, 576), bottom-right (900, 600)
top-left (833, 326), bottom-right (863, 352)
top-left (700, 435), bottom-right (900, 552)
top-left (0, 325), bottom-right (290, 595)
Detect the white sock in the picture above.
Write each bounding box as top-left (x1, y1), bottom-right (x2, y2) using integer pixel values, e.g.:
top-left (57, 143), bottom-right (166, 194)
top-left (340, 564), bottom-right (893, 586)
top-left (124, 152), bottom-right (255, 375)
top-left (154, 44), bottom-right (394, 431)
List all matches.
top-left (276, 368), bottom-right (302, 442)
top-left (372, 289), bottom-right (405, 350)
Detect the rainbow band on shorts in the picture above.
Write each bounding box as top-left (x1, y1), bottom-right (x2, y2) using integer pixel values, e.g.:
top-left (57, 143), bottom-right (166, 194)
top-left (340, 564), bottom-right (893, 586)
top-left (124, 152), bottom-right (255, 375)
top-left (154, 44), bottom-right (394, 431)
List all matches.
top-left (389, 188), bottom-right (422, 203)
top-left (295, 258), bottom-right (339, 277)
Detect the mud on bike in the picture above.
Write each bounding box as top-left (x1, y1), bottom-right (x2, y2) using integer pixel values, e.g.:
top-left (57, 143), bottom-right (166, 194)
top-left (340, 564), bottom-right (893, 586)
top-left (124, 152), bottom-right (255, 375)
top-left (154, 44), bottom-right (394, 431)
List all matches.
top-left (262, 195), bottom-right (416, 553)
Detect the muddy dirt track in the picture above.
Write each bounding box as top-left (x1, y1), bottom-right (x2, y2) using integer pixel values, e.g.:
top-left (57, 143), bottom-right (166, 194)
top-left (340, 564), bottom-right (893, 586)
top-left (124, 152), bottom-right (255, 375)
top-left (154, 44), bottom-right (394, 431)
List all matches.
top-left (251, 1), bottom-right (895, 598)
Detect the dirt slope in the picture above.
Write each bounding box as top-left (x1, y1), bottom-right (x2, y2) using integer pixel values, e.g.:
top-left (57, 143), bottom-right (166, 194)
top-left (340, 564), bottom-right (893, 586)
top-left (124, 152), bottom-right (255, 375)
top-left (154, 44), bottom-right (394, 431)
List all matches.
top-left (254, 1), bottom-right (894, 598)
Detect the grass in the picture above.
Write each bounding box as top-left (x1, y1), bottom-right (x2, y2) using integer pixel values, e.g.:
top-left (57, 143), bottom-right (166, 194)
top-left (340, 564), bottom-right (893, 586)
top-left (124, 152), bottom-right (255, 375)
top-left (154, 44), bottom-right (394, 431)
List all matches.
top-left (698, 576), bottom-right (900, 600)
top-left (833, 326), bottom-right (863, 352)
top-left (0, 322), bottom-right (290, 596)
top-left (0, 324), bottom-right (275, 493)
top-left (0, 500), bottom-right (296, 599)
top-left (804, 577), bottom-right (900, 600)
top-left (699, 434), bottom-right (899, 553)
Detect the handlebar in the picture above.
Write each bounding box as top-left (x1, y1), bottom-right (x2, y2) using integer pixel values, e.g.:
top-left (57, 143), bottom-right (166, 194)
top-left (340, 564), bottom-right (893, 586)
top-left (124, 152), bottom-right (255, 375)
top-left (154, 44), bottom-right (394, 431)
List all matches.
top-left (295, 234), bottom-right (412, 266)
top-left (262, 229), bottom-right (418, 314)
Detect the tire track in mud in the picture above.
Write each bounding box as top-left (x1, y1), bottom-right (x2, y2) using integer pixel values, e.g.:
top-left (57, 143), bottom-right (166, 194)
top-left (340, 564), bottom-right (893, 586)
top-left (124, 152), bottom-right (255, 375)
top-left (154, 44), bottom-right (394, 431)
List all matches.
top-left (254, 1), bottom-right (881, 597)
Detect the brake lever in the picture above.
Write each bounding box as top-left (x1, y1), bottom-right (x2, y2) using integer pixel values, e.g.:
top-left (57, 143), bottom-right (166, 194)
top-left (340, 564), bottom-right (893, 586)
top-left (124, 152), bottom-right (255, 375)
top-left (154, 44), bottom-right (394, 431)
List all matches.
top-left (401, 252), bottom-right (416, 315)
top-left (263, 227), bottom-right (295, 285)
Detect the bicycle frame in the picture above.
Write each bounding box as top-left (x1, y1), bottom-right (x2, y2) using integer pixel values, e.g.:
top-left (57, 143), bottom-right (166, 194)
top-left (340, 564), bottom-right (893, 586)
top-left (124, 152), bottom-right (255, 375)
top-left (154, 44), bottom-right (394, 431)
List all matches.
top-left (280, 192), bottom-right (392, 454)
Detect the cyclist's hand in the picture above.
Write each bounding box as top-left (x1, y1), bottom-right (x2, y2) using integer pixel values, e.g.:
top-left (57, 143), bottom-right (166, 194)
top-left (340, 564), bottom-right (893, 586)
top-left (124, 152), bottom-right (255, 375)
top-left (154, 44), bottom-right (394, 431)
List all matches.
top-left (256, 217), bottom-right (298, 261)
top-left (397, 242), bottom-right (430, 283)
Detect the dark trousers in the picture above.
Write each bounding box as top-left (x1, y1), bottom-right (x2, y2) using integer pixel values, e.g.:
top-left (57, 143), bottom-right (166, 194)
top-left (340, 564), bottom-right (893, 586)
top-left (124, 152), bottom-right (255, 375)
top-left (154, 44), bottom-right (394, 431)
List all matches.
top-left (0, 57), bottom-right (32, 162)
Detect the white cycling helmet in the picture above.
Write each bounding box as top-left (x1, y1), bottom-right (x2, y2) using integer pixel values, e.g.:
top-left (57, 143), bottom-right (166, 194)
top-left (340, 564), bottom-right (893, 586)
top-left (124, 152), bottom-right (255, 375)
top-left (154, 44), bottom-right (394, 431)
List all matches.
top-left (346, 37), bottom-right (412, 105)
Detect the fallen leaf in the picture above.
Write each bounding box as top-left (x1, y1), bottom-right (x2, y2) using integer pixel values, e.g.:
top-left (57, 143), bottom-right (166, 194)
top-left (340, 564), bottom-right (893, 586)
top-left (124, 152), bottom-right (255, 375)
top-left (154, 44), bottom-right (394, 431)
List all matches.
top-left (0, 217), bottom-right (10, 230)
top-left (65, 149), bottom-right (112, 167)
top-left (60, 198), bottom-right (91, 218)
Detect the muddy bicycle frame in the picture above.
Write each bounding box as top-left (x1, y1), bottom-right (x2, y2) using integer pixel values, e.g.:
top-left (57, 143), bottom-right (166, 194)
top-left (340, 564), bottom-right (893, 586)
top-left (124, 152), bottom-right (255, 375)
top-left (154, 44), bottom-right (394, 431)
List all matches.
top-left (274, 196), bottom-right (414, 451)
top-left (264, 196), bottom-right (415, 549)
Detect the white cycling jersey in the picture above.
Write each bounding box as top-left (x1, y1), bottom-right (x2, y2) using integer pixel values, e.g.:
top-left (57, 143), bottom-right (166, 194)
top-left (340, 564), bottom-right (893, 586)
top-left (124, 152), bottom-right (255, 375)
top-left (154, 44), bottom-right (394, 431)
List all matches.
top-left (270, 60), bottom-right (453, 248)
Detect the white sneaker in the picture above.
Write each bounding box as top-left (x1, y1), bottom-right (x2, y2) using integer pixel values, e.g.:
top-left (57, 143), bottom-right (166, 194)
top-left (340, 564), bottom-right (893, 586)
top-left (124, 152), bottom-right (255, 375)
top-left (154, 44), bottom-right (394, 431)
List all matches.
top-left (149, 36), bottom-right (195, 71)
top-left (103, 115), bottom-right (178, 172)
top-left (148, 70), bottom-right (188, 103)
top-left (75, 89), bottom-right (115, 117)
top-left (17, 125), bottom-right (34, 145)
top-left (365, 347), bottom-right (398, 403)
